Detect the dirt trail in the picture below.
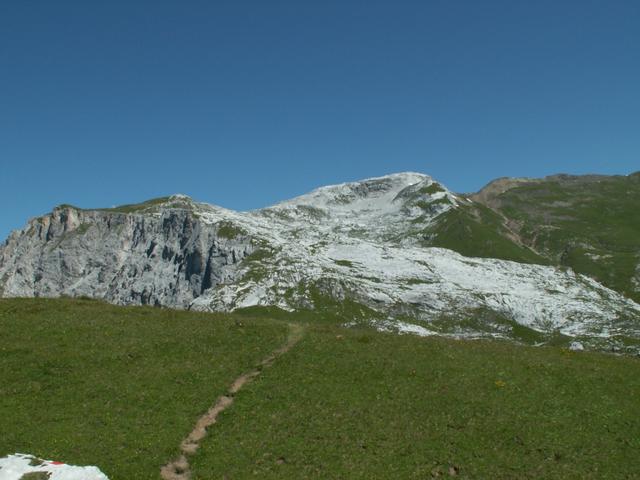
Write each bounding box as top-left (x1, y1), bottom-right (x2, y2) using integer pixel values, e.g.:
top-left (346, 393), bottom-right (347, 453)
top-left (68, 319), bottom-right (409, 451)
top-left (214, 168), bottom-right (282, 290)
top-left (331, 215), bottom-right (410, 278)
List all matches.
top-left (160, 323), bottom-right (304, 480)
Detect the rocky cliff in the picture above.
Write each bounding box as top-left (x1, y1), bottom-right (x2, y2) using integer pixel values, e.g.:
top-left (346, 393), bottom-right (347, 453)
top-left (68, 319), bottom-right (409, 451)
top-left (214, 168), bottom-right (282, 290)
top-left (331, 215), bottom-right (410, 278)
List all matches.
top-left (0, 197), bottom-right (254, 308)
top-left (2, 173), bottom-right (639, 352)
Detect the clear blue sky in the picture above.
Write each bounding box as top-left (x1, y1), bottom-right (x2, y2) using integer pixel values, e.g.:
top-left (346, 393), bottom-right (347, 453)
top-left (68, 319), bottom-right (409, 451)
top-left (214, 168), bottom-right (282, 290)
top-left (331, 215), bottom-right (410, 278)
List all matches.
top-left (1, 1), bottom-right (639, 240)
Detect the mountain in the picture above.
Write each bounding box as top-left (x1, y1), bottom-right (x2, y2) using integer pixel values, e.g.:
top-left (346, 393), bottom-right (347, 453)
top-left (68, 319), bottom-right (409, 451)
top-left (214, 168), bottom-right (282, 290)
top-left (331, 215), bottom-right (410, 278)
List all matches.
top-left (1, 172), bottom-right (639, 352)
top-left (468, 172), bottom-right (640, 303)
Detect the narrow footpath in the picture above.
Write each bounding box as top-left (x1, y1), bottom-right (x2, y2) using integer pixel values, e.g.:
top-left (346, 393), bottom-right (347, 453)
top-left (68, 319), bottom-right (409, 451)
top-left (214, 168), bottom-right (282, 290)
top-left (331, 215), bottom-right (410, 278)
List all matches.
top-left (160, 323), bottom-right (305, 480)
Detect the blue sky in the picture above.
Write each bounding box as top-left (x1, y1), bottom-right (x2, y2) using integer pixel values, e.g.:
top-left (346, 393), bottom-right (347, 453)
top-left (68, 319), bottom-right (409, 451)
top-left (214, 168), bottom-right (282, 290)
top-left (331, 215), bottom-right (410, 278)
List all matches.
top-left (1, 0), bottom-right (639, 240)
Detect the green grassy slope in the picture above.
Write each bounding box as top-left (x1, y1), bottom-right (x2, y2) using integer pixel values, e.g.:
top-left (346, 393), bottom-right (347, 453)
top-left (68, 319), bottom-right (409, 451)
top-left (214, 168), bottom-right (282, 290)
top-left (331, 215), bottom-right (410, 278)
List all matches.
top-left (0, 298), bottom-right (287, 479)
top-left (3, 300), bottom-right (640, 479)
top-left (425, 202), bottom-right (548, 264)
top-left (471, 174), bottom-right (640, 303)
top-left (192, 324), bottom-right (640, 479)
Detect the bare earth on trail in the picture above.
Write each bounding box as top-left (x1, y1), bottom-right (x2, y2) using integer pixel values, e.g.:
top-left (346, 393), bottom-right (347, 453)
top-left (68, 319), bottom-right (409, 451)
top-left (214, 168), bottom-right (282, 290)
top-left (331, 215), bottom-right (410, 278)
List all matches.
top-left (160, 323), bottom-right (304, 480)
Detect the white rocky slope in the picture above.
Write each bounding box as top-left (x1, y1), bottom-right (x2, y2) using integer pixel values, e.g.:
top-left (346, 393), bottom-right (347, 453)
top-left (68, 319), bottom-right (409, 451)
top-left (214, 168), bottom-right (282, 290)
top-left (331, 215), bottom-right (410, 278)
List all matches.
top-left (0, 453), bottom-right (108, 480)
top-left (1, 173), bottom-right (639, 351)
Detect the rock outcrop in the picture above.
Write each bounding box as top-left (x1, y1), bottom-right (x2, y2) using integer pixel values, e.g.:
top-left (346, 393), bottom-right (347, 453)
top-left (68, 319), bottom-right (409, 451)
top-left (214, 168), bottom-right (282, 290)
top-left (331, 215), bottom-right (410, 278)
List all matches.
top-left (2, 174), bottom-right (640, 352)
top-left (0, 199), bottom-right (254, 308)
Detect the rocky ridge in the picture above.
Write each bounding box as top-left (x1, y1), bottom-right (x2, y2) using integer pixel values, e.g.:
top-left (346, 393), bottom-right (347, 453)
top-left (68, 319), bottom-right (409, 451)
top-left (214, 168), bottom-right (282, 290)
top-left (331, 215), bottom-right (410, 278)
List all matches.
top-left (1, 172), bottom-right (639, 352)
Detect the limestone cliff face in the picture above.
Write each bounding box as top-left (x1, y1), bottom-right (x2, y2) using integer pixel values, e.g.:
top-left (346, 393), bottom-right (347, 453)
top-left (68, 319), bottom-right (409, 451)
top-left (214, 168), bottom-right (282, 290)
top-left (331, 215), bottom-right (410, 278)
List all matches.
top-left (1, 175), bottom-right (640, 353)
top-left (0, 204), bottom-right (254, 308)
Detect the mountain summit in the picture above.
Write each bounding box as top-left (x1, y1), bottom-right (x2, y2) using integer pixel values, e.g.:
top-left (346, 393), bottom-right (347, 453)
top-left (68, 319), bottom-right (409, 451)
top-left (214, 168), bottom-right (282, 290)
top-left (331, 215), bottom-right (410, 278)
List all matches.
top-left (1, 172), bottom-right (639, 352)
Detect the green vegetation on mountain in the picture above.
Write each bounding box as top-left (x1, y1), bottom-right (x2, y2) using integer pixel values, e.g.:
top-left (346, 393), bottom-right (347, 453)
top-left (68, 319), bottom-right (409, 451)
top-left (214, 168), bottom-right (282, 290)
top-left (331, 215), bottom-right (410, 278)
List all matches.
top-left (2, 298), bottom-right (640, 479)
top-left (470, 174), bottom-right (640, 303)
top-left (215, 220), bottom-right (246, 239)
top-left (55, 196), bottom-right (202, 215)
top-left (424, 202), bottom-right (548, 264)
top-left (102, 196), bottom-right (173, 213)
top-left (419, 181), bottom-right (446, 195)
top-left (412, 307), bottom-right (571, 346)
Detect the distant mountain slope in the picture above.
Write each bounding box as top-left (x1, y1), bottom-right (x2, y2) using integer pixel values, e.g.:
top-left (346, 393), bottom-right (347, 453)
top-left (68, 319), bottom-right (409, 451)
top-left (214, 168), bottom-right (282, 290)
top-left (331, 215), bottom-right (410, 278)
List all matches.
top-left (469, 172), bottom-right (640, 303)
top-left (1, 172), bottom-right (639, 352)
top-left (422, 201), bottom-right (548, 264)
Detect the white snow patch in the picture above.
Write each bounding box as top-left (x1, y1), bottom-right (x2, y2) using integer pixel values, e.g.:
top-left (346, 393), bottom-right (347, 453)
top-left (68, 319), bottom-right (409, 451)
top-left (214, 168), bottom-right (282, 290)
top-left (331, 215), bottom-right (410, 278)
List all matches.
top-left (569, 341), bottom-right (585, 351)
top-left (187, 172), bottom-right (640, 343)
top-left (395, 321), bottom-right (437, 337)
top-left (0, 453), bottom-right (108, 480)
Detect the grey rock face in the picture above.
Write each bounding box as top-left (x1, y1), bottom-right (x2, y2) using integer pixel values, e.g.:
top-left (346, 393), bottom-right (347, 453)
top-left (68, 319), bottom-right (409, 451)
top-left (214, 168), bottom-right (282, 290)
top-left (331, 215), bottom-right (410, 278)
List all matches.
top-left (0, 204), bottom-right (254, 308)
top-left (2, 175), bottom-right (640, 353)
